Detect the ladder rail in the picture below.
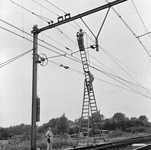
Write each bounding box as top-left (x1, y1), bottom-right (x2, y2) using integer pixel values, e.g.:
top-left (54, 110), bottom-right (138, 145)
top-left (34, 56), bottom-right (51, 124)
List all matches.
top-left (77, 29), bottom-right (101, 146)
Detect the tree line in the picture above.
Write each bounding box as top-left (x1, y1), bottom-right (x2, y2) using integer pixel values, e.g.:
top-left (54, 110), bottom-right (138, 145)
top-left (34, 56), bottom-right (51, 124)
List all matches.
top-left (0, 112), bottom-right (151, 140)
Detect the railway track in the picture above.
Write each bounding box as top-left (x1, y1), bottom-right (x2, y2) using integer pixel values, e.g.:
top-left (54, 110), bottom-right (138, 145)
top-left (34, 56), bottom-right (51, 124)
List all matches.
top-left (68, 134), bottom-right (151, 150)
top-left (133, 144), bottom-right (151, 150)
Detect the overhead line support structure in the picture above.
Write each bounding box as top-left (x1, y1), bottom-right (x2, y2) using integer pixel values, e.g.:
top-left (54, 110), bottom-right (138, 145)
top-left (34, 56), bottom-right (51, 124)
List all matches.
top-left (31, 0), bottom-right (127, 149)
top-left (38, 0), bottom-right (127, 33)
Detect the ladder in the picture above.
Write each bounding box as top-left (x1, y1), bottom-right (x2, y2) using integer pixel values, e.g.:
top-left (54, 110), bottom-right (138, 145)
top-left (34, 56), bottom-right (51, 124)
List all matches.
top-left (76, 29), bottom-right (100, 145)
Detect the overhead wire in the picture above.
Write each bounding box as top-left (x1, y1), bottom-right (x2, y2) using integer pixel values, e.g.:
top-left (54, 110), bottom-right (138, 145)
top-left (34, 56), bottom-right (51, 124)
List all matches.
top-left (0, 19), bottom-right (82, 63)
top-left (45, 0), bottom-right (66, 14)
top-left (0, 49), bottom-right (33, 68)
top-left (90, 64), bottom-right (151, 94)
top-left (42, 33), bottom-right (72, 51)
top-left (7, 0), bottom-right (151, 97)
top-left (47, 59), bottom-right (151, 99)
top-left (8, 0), bottom-right (97, 68)
top-left (105, 0), bottom-right (151, 57)
top-left (78, 10), bottom-right (142, 83)
top-left (0, 24), bottom-right (81, 67)
top-left (56, 27), bottom-right (78, 45)
top-left (45, 39), bottom-right (151, 96)
top-left (100, 46), bottom-right (144, 87)
top-left (77, 17), bottom-right (151, 93)
top-left (100, 45), bottom-right (151, 85)
top-left (92, 45), bottom-right (151, 93)
top-left (9, 0), bottom-right (53, 24)
top-left (79, 33), bottom-right (151, 93)
top-left (32, 0), bottom-right (59, 16)
top-left (1, 24), bottom-right (150, 99)
top-left (131, 0), bottom-right (151, 40)
top-left (9, 0), bottom-right (80, 54)
top-left (9, 0), bottom-right (146, 90)
top-left (44, 0), bottom-right (81, 30)
top-left (32, 0), bottom-right (79, 30)
top-left (82, 34), bottom-right (149, 93)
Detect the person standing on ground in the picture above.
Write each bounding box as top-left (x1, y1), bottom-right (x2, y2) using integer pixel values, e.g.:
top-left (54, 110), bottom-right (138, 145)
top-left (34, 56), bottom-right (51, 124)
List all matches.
top-left (45, 127), bottom-right (53, 150)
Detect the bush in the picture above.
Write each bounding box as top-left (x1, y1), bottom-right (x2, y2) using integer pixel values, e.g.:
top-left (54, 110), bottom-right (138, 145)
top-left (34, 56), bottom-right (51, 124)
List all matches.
top-left (126, 126), bottom-right (147, 133)
top-left (108, 130), bottom-right (124, 138)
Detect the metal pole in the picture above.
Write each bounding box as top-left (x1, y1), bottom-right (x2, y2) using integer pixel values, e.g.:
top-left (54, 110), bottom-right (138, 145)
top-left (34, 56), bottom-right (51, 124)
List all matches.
top-left (31, 25), bottom-right (39, 150)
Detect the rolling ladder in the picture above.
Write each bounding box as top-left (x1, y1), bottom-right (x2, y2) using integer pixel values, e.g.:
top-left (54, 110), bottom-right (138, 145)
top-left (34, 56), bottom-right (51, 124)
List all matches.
top-left (76, 29), bottom-right (101, 145)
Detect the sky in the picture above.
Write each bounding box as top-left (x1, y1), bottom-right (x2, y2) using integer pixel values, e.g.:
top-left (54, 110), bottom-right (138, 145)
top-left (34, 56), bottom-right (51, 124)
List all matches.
top-left (1, 0), bottom-right (151, 127)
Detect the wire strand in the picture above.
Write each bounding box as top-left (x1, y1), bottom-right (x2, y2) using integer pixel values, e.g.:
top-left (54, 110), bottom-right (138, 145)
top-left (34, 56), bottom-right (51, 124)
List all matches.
top-left (9, 0), bottom-right (53, 24)
top-left (131, 0), bottom-right (151, 40)
top-left (48, 59), bottom-right (151, 99)
top-left (0, 49), bottom-right (33, 68)
top-left (105, 0), bottom-right (151, 57)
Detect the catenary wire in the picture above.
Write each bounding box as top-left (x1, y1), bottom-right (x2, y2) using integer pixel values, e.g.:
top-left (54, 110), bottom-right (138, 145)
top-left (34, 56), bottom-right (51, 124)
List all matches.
top-left (32, 0), bottom-right (59, 16)
top-left (77, 9), bottom-right (149, 89)
top-left (0, 19), bottom-right (82, 63)
top-left (32, 0), bottom-right (79, 30)
top-left (47, 59), bottom-right (151, 99)
top-left (9, 0), bottom-right (53, 24)
top-left (42, 33), bottom-right (72, 51)
top-left (4, 2), bottom-right (150, 95)
top-left (89, 64), bottom-right (151, 94)
top-left (1, 25), bottom-right (150, 98)
top-left (10, 0), bottom-right (147, 91)
top-left (84, 43), bottom-right (149, 93)
top-left (131, 0), bottom-right (151, 40)
top-left (105, 0), bottom-right (151, 57)
top-left (44, 0), bottom-right (81, 30)
top-left (100, 46), bottom-right (144, 87)
top-left (0, 49), bottom-right (33, 68)
top-left (1, 18), bottom-right (149, 95)
top-left (100, 45), bottom-right (151, 85)
top-left (9, 0), bottom-right (108, 74)
top-left (9, 0), bottom-right (80, 50)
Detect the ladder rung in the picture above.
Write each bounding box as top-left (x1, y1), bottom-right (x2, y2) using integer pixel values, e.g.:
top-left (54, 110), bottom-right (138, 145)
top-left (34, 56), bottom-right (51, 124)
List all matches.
top-left (84, 100), bottom-right (89, 103)
top-left (90, 103), bottom-right (96, 105)
top-left (82, 110), bottom-right (89, 112)
top-left (82, 112), bottom-right (89, 114)
top-left (91, 105), bottom-right (96, 108)
top-left (81, 127), bottom-right (88, 130)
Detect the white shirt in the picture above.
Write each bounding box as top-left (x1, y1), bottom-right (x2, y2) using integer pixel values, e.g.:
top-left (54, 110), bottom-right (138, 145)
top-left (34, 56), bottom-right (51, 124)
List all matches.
top-left (45, 130), bottom-right (53, 139)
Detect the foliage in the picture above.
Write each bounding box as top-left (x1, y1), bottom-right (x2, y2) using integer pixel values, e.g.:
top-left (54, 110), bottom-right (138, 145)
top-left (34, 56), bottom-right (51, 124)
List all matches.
top-left (1, 112), bottom-right (151, 141)
top-left (69, 125), bottom-right (79, 135)
top-left (56, 113), bottom-right (69, 135)
top-left (108, 129), bottom-right (124, 138)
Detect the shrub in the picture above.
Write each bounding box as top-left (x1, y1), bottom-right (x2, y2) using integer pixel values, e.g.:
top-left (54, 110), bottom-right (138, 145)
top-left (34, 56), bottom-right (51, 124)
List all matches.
top-left (108, 130), bottom-right (124, 138)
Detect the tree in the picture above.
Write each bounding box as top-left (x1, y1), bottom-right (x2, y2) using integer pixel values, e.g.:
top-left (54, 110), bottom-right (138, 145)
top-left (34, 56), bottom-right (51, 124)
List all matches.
top-left (69, 125), bottom-right (79, 134)
top-left (112, 112), bottom-right (126, 123)
top-left (138, 115), bottom-right (148, 122)
top-left (56, 113), bottom-right (69, 135)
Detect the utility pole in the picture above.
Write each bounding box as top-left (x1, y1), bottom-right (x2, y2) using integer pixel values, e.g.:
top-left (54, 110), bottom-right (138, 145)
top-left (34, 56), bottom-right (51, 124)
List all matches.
top-left (30, 0), bottom-right (127, 149)
top-left (31, 25), bottom-right (39, 150)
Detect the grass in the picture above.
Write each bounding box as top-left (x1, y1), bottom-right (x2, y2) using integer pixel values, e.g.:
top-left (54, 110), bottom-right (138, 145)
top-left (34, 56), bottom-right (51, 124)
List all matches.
top-left (0, 137), bottom-right (77, 150)
top-left (0, 140), bottom-right (9, 149)
top-left (1, 131), bottom-right (150, 150)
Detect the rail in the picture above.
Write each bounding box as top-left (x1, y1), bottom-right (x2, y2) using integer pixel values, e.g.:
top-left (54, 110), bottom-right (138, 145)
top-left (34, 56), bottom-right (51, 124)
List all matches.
top-left (67, 134), bottom-right (151, 150)
top-left (133, 144), bottom-right (151, 150)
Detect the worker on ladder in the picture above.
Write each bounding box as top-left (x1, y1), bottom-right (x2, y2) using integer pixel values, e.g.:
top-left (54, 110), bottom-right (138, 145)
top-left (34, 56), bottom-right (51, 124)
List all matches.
top-left (76, 29), bottom-right (84, 45)
top-left (85, 70), bottom-right (94, 91)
